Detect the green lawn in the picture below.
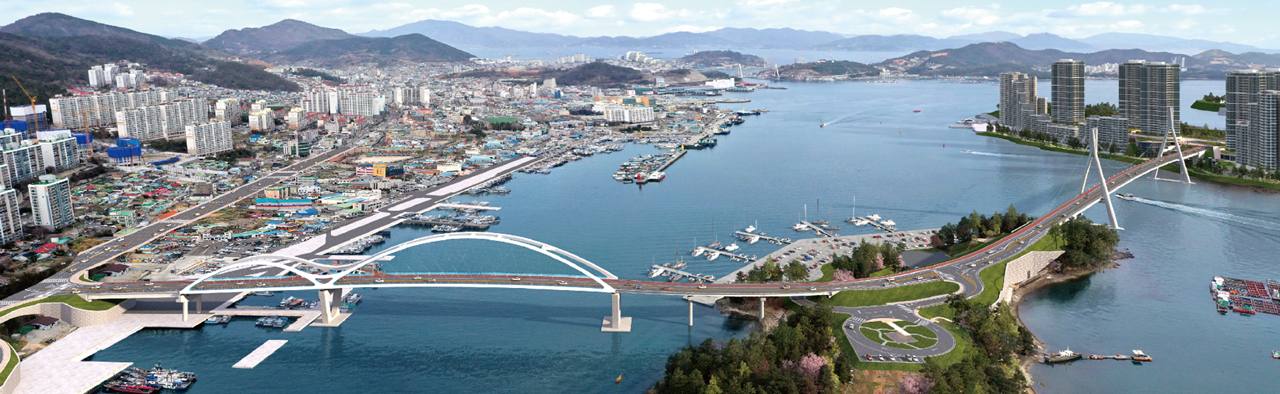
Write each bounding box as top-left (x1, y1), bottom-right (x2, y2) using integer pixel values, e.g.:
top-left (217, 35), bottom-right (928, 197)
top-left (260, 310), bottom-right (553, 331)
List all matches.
top-left (1159, 164), bottom-right (1280, 191)
top-left (836, 313), bottom-right (965, 371)
top-left (811, 281), bottom-right (960, 308)
top-left (0, 342), bottom-right (15, 386)
top-left (0, 295), bottom-right (123, 323)
top-left (817, 265), bottom-right (899, 282)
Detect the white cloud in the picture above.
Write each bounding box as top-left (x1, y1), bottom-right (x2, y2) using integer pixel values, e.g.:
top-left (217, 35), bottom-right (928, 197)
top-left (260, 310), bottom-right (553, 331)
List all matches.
top-left (111, 2), bottom-right (134, 16)
top-left (1163, 4), bottom-right (1206, 15)
top-left (586, 5), bottom-right (614, 18)
top-left (739, 0), bottom-right (796, 7)
top-left (663, 24), bottom-right (720, 33)
top-left (273, 0), bottom-right (308, 8)
top-left (1174, 18), bottom-right (1197, 29)
top-left (1059, 2), bottom-right (1145, 17)
top-left (878, 7), bottom-right (914, 20)
top-left (631, 3), bottom-right (671, 21)
top-left (940, 6), bottom-right (999, 26)
top-left (1111, 20), bottom-right (1142, 30)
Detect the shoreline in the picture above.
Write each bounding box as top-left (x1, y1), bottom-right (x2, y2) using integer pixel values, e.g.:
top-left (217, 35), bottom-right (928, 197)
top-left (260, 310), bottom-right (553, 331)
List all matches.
top-left (974, 130), bottom-right (1280, 192)
top-left (1008, 251), bottom-right (1131, 392)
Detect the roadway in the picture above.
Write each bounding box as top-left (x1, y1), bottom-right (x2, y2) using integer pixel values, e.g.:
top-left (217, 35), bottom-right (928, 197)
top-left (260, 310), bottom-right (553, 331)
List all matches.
top-left (15, 146), bottom-right (1203, 361)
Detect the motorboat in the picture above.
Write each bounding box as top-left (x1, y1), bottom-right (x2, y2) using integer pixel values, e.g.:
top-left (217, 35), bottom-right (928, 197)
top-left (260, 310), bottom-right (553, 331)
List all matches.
top-left (744, 225), bottom-right (756, 233)
top-left (648, 267), bottom-right (665, 278)
top-left (820, 123), bottom-right (826, 127)
top-left (724, 243), bottom-right (740, 252)
top-left (1116, 193), bottom-right (1136, 201)
top-left (648, 171), bottom-right (665, 181)
top-left (1043, 348), bottom-right (1081, 363)
top-left (707, 251), bottom-right (720, 261)
top-left (792, 223), bottom-right (810, 231)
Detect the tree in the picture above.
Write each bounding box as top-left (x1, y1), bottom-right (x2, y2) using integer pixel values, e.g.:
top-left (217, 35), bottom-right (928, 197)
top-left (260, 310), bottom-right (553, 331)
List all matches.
top-left (955, 217), bottom-right (973, 244)
top-left (784, 261), bottom-right (809, 282)
top-left (937, 223), bottom-right (956, 249)
top-left (987, 212), bottom-right (1003, 238)
top-left (1055, 217), bottom-right (1120, 269)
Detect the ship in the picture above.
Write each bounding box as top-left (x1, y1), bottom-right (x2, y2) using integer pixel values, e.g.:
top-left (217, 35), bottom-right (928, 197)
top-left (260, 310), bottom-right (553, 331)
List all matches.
top-left (744, 224), bottom-right (756, 233)
top-left (724, 243), bottom-right (740, 252)
top-left (1043, 348), bottom-right (1082, 363)
top-left (1131, 350), bottom-right (1153, 362)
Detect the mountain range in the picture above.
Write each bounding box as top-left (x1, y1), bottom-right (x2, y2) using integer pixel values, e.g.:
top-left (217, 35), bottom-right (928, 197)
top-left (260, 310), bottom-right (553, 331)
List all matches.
top-left (353, 20), bottom-right (1279, 55)
top-left (875, 42), bottom-right (1280, 79)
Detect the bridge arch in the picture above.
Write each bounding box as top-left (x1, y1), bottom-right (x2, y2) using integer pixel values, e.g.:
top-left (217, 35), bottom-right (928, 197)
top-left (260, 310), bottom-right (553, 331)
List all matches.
top-left (328, 232), bottom-right (617, 292)
top-left (181, 255), bottom-right (333, 294)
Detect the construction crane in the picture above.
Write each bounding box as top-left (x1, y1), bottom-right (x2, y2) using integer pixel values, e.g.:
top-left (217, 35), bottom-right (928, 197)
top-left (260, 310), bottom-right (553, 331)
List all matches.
top-left (10, 76), bottom-right (39, 133)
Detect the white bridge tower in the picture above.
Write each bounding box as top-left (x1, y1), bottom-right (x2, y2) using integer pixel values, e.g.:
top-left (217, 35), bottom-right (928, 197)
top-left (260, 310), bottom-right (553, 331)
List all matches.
top-left (1080, 126), bottom-right (1123, 230)
top-left (1153, 107), bottom-right (1193, 184)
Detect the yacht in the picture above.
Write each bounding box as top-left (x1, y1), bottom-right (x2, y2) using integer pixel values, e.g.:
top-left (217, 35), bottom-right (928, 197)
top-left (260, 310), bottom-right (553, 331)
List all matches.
top-left (648, 171), bottom-right (666, 181)
top-left (744, 225), bottom-right (756, 233)
top-left (724, 243), bottom-right (740, 252)
top-left (691, 248), bottom-right (705, 257)
top-left (880, 220), bottom-right (896, 226)
top-left (792, 223), bottom-right (810, 231)
top-left (707, 251), bottom-right (720, 261)
top-left (648, 267), bottom-right (665, 278)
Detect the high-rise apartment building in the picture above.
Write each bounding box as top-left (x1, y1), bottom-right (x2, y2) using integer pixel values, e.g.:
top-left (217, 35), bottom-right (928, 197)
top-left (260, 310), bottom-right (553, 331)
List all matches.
top-left (185, 120), bottom-right (233, 156)
top-left (49, 90), bottom-right (167, 130)
top-left (9, 105), bottom-right (49, 132)
top-left (29, 175), bottom-right (73, 231)
top-left (115, 98), bottom-right (207, 140)
top-left (998, 72), bottom-right (1047, 132)
top-left (1051, 59), bottom-right (1085, 125)
top-left (1225, 70), bottom-right (1278, 153)
top-left (1118, 61), bottom-right (1146, 130)
top-left (1086, 116), bottom-right (1131, 151)
top-left (214, 98), bottom-right (242, 126)
top-left (0, 188), bottom-right (20, 244)
top-left (1139, 63), bottom-right (1180, 136)
top-left (248, 110), bottom-right (274, 131)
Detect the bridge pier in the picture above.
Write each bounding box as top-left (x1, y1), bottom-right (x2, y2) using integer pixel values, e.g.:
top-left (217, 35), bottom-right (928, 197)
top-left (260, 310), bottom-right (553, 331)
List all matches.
top-left (601, 292), bottom-right (632, 332)
top-left (1154, 107), bottom-right (1194, 184)
top-left (176, 295), bottom-right (200, 322)
top-left (688, 299), bottom-right (693, 327)
top-left (318, 289), bottom-right (341, 324)
top-left (759, 297), bottom-right (765, 321)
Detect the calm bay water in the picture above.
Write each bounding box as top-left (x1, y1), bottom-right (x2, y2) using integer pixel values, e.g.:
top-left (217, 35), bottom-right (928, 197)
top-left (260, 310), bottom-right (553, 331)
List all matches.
top-left (92, 79), bottom-right (1277, 393)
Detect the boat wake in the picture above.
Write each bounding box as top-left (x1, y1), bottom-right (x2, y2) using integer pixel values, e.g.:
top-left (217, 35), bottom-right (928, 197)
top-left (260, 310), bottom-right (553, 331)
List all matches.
top-left (1125, 196), bottom-right (1280, 232)
top-left (961, 150), bottom-right (1015, 158)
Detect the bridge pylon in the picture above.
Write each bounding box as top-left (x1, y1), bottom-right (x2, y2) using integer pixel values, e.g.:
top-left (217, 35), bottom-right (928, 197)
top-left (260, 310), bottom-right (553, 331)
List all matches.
top-left (1081, 127), bottom-right (1123, 230)
top-left (601, 292), bottom-right (632, 332)
top-left (1153, 107), bottom-right (1193, 184)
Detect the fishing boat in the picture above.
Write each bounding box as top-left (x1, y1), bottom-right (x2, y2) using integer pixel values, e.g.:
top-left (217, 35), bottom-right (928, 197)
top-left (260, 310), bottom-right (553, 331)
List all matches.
top-left (1114, 354), bottom-right (1129, 360)
top-left (1089, 354), bottom-right (1105, 360)
top-left (1043, 348), bottom-right (1082, 363)
top-left (105, 383), bottom-right (156, 394)
top-left (1235, 303), bottom-right (1256, 315)
top-left (1132, 350), bottom-right (1153, 362)
top-left (1272, 350), bottom-right (1280, 359)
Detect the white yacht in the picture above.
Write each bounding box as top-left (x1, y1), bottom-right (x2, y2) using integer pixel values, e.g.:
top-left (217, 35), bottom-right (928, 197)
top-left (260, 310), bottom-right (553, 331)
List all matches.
top-left (880, 220), bottom-right (896, 226)
top-left (792, 223), bottom-right (810, 231)
top-left (691, 248), bottom-right (705, 257)
top-left (744, 225), bottom-right (756, 233)
top-left (724, 243), bottom-right (740, 252)
top-left (648, 267), bottom-right (665, 277)
top-left (707, 251), bottom-right (721, 261)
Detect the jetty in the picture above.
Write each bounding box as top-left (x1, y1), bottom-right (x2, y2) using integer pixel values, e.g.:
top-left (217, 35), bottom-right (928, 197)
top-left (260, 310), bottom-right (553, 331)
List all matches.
top-left (401, 219), bottom-right (491, 231)
top-left (848, 216), bottom-right (899, 232)
top-left (733, 231), bottom-right (791, 245)
top-left (692, 247), bottom-right (757, 262)
top-left (656, 150), bottom-right (687, 171)
top-left (233, 340), bottom-right (288, 369)
top-left (435, 203), bottom-right (501, 211)
top-left (651, 265), bottom-right (715, 283)
top-left (799, 221), bottom-right (839, 238)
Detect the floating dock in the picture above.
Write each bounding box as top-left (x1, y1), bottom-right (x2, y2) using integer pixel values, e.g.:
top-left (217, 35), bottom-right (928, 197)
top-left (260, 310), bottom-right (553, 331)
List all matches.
top-left (733, 231), bottom-right (791, 245)
top-left (1214, 276), bottom-right (1280, 315)
top-left (693, 247), bottom-right (756, 262)
top-left (651, 265), bottom-right (715, 283)
top-left (799, 221), bottom-right (839, 238)
top-left (849, 216), bottom-right (899, 232)
top-left (233, 340), bottom-right (288, 369)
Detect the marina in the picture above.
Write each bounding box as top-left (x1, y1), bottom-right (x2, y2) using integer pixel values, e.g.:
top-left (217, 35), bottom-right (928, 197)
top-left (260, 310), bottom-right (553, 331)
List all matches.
top-left (732, 231), bottom-right (791, 245)
top-left (647, 265), bottom-right (715, 283)
top-left (691, 246), bottom-right (757, 262)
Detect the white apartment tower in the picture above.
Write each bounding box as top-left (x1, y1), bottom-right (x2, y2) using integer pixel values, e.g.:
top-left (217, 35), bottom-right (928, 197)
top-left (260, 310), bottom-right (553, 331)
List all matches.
top-left (29, 175), bottom-right (73, 231)
top-left (0, 188), bottom-right (20, 244)
top-left (185, 120), bottom-right (233, 156)
top-left (1051, 59), bottom-right (1085, 125)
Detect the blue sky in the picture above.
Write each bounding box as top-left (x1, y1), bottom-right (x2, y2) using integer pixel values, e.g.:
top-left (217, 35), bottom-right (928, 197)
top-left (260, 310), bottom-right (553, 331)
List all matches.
top-left (2, 1), bottom-right (1268, 46)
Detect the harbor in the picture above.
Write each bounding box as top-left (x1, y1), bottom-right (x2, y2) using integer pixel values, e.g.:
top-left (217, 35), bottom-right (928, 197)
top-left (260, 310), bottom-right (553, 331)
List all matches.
top-left (732, 231), bottom-right (791, 245)
top-left (691, 246), bottom-right (757, 262)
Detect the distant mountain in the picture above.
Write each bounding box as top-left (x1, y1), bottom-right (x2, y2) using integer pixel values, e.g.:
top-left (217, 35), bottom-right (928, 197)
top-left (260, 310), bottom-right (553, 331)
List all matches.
top-left (360, 19), bottom-right (578, 48)
top-left (775, 60), bottom-right (879, 77)
top-left (574, 32), bottom-right (739, 49)
top-left (0, 12), bottom-right (198, 50)
top-left (205, 19), bottom-right (353, 55)
top-left (453, 61), bottom-right (643, 88)
top-left (696, 28), bottom-right (845, 49)
top-left (813, 34), bottom-right (972, 52)
top-left (1192, 50), bottom-right (1280, 71)
top-left (264, 34), bottom-right (473, 67)
top-left (0, 13), bottom-right (299, 100)
top-left (1080, 33), bottom-right (1278, 55)
top-left (681, 50), bottom-right (766, 67)
top-left (1009, 33), bottom-right (1094, 51)
top-left (878, 42), bottom-right (1205, 77)
top-left (947, 31), bottom-right (1022, 42)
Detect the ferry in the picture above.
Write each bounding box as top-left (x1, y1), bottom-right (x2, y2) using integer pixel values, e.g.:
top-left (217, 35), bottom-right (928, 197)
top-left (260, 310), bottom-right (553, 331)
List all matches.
top-left (1116, 193), bottom-right (1136, 201)
top-left (1043, 349), bottom-right (1082, 363)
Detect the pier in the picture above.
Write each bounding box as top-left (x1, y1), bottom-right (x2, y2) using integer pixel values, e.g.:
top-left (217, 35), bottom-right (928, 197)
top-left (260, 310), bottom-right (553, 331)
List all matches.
top-left (733, 231), bottom-right (791, 245)
top-left (401, 219), bottom-right (492, 231)
top-left (435, 203), bottom-right (502, 211)
top-left (656, 150), bottom-right (687, 171)
top-left (693, 247), bottom-right (757, 262)
top-left (232, 340), bottom-right (288, 369)
top-left (799, 221), bottom-right (839, 238)
top-left (650, 265), bottom-right (715, 283)
top-left (849, 216), bottom-right (899, 232)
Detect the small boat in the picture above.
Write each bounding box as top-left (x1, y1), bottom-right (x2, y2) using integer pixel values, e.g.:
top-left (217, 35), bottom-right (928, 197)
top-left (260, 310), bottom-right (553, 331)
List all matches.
top-left (204, 315), bottom-right (231, 324)
top-left (792, 223), bottom-right (810, 231)
top-left (106, 384), bottom-right (156, 394)
top-left (648, 267), bottom-right (664, 278)
top-left (1132, 350), bottom-right (1152, 362)
top-left (616, 374), bottom-right (623, 384)
top-left (744, 225), bottom-right (756, 233)
top-left (254, 291), bottom-right (276, 297)
top-left (913, 110), bottom-right (922, 113)
top-left (1114, 354), bottom-right (1129, 360)
top-left (960, 150), bottom-right (972, 153)
top-left (707, 241), bottom-right (721, 248)
top-left (1089, 355), bottom-right (1105, 360)
top-left (724, 243), bottom-right (740, 252)
top-left (1116, 193), bottom-right (1136, 201)
top-left (1272, 350), bottom-right (1280, 359)
top-left (707, 251), bottom-right (720, 261)
top-left (1235, 304), bottom-right (1256, 315)
top-left (1043, 348), bottom-right (1081, 363)
top-left (819, 123), bottom-right (826, 127)
top-left (648, 172), bottom-right (666, 181)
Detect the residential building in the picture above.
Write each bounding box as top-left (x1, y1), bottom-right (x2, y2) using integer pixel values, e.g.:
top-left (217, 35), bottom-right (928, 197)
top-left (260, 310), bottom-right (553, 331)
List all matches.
top-left (1225, 70), bottom-right (1278, 153)
top-left (0, 188), bottom-right (20, 244)
top-left (1085, 116), bottom-right (1131, 151)
top-left (214, 98), bottom-right (242, 125)
top-left (998, 72), bottom-right (1045, 131)
top-left (10, 105), bottom-right (49, 132)
top-left (49, 90), bottom-right (166, 130)
top-left (185, 120), bottom-right (233, 156)
top-left (1, 134), bottom-right (45, 187)
top-left (1051, 59), bottom-right (1085, 124)
top-left (88, 65), bottom-right (107, 88)
top-left (116, 98), bottom-right (207, 140)
top-left (603, 105), bottom-right (655, 123)
top-left (29, 175), bottom-right (73, 231)
top-left (1240, 91), bottom-right (1280, 170)
top-left (248, 110), bottom-right (273, 131)
top-left (37, 134), bottom-right (79, 171)
top-left (264, 186), bottom-right (295, 199)
top-left (1138, 62), bottom-right (1180, 135)
top-left (1118, 61), bottom-right (1146, 130)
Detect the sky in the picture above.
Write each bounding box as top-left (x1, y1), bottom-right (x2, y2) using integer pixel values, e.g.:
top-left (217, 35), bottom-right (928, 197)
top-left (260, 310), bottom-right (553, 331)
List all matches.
top-left (2, 0), bottom-right (1272, 47)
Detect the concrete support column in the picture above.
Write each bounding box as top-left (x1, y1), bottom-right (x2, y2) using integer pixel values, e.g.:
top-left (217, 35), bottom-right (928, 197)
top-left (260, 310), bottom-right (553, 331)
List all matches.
top-left (759, 297), bottom-right (765, 321)
top-left (177, 295), bottom-right (189, 322)
top-left (319, 289), bottom-right (335, 324)
top-left (688, 299), bottom-right (693, 327)
top-left (601, 292), bottom-right (632, 332)
top-left (194, 294), bottom-right (202, 314)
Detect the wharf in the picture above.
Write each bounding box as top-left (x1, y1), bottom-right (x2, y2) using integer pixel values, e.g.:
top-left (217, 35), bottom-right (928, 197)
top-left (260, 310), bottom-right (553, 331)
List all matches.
top-left (693, 247), bottom-right (756, 262)
top-left (849, 216), bottom-right (899, 232)
top-left (400, 219), bottom-right (491, 231)
top-left (800, 221), bottom-right (839, 238)
top-left (733, 231), bottom-right (792, 245)
top-left (232, 340), bottom-right (288, 369)
top-left (435, 203), bottom-right (502, 211)
top-left (656, 150), bottom-right (687, 171)
top-left (650, 265), bottom-right (715, 283)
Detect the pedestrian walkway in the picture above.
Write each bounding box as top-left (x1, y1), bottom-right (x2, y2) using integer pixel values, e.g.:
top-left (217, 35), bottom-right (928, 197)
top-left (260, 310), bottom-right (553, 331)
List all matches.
top-left (15, 312), bottom-right (205, 394)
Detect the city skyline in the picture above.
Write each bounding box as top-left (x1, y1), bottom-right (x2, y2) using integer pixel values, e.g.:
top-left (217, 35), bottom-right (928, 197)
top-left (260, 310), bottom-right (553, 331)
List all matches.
top-left (0, 1), bottom-right (1269, 48)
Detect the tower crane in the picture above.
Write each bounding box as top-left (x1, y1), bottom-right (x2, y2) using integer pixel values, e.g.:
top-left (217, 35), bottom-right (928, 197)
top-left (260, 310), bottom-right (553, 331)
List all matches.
top-left (10, 76), bottom-right (39, 133)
